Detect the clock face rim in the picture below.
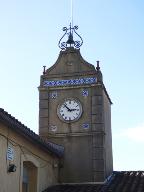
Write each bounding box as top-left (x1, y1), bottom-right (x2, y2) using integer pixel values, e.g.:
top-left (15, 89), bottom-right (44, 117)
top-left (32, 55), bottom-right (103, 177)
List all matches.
top-left (57, 98), bottom-right (83, 123)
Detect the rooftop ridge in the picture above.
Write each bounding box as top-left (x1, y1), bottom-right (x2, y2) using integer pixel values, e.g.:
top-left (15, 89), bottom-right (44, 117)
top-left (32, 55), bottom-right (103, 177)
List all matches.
top-left (0, 108), bottom-right (64, 157)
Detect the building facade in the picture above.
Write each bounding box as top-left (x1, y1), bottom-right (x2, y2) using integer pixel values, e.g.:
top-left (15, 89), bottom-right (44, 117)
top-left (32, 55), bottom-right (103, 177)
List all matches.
top-left (39, 25), bottom-right (113, 183)
top-left (0, 108), bottom-right (63, 192)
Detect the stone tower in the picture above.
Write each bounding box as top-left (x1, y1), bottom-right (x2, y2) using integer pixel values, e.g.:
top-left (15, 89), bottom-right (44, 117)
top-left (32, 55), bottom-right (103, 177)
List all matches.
top-left (38, 25), bottom-right (113, 183)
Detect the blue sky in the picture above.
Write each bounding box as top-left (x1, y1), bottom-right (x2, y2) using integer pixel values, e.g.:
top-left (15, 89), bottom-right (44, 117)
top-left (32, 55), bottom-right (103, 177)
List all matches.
top-left (0, 0), bottom-right (144, 171)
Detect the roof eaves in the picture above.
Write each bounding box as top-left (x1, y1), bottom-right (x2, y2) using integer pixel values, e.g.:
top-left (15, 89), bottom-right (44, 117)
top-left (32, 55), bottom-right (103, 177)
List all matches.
top-left (0, 108), bottom-right (64, 157)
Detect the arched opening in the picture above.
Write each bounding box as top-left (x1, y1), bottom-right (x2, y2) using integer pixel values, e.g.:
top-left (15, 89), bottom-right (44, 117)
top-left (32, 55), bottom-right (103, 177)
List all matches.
top-left (22, 161), bottom-right (38, 192)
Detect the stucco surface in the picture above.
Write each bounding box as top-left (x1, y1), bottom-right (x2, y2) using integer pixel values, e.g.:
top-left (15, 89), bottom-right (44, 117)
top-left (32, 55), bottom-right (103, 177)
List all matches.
top-left (0, 123), bottom-right (59, 192)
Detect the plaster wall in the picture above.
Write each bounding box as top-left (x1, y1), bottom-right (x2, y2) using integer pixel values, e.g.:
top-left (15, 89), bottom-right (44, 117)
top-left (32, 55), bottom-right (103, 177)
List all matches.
top-left (0, 123), bottom-right (59, 192)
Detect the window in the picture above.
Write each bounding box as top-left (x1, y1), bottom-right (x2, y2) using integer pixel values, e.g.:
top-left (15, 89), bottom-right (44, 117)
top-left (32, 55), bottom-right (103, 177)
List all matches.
top-left (22, 161), bottom-right (37, 192)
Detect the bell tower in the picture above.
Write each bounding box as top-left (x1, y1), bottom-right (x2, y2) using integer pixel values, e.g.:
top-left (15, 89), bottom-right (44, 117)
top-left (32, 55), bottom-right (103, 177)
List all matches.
top-left (38, 25), bottom-right (113, 183)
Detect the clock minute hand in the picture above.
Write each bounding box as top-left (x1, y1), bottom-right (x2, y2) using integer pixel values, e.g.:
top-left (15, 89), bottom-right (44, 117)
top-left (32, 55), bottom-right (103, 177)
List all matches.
top-left (64, 104), bottom-right (71, 111)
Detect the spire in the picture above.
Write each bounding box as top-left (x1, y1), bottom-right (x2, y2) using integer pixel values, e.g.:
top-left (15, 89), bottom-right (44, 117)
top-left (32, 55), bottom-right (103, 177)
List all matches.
top-left (43, 66), bottom-right (46, 75)
top-left (58, 23), bottom-right (83, 50)
top-left (96, 61), bottom-right (100, 71)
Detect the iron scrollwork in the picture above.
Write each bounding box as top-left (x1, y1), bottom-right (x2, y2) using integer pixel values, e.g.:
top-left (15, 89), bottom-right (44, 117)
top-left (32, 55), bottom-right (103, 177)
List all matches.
top-left (58, 23), bottom-right (83, 50)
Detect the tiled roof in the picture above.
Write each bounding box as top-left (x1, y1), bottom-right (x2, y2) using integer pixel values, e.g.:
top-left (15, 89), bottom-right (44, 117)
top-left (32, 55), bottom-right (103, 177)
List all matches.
top-left (102, 171), bottom-right (144, 192)
top-left (43, 171), bottom-right (144, 192)
top-left (43, 184), bottom-right (102, 192)
top-left (0, 108), bottom-right (64, 157)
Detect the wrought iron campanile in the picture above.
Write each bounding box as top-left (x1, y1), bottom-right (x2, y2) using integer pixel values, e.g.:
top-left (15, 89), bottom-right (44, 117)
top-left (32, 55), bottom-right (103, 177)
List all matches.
top-left (58, 23), bottom-right (83, 50)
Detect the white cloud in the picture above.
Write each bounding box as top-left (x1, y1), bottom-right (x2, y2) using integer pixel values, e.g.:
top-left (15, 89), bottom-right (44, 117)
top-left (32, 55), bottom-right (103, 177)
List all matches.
top-left (114, 124), bottom-right (144, 143)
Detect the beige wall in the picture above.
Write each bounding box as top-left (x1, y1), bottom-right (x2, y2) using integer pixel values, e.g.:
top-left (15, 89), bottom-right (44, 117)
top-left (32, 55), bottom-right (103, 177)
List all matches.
top-left (0, 122), bottom-right (59, 192)
top-left (103, 90), bottom-right (113, 177)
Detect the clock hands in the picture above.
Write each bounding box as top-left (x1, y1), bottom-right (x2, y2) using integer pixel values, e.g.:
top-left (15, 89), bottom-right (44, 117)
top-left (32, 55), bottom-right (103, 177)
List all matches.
top-left (64, 104), bottom-right (78, 112)
top-left (64, 104), bottom-right (71, 112)
top-left (70, 109), bottom-right (77, 111)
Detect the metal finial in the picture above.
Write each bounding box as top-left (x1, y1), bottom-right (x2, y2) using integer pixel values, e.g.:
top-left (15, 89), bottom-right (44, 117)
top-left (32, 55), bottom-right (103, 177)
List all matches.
top-left (43, 66), bottom-right (46, 75)
top-left (66, 23), bottom-right (75, 45)
top-left (58, 23), bottom-right (83, 50)
top-left (71, 0), bottom-right (73, 28)
top-left (96, 61), bottom-right (100, 71)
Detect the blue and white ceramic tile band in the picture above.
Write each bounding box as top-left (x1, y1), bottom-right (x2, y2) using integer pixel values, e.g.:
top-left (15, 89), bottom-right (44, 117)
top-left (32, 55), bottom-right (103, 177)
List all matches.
top-left (43, 77), bottom-right (97, 87)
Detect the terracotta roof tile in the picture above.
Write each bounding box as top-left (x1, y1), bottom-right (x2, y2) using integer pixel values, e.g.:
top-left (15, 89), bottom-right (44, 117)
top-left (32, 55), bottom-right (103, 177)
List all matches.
top-left (0, 108), bottom-right (64, 157)
top-left (102, 171), bottom-right (144, 192)
top-left (43, 184), bottom-right (102, 192)
top-left (43, 171), bottom-right (144, 192)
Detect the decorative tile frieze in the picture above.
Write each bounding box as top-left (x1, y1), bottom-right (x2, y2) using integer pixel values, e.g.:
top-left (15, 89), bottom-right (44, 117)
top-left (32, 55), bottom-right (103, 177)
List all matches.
top-left (43, 77), bottom-right (97, 87)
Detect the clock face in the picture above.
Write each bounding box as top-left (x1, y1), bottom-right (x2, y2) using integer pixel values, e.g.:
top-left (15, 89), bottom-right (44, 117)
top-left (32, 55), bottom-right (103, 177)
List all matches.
top-left (57, 98), bottom-right (82, 122)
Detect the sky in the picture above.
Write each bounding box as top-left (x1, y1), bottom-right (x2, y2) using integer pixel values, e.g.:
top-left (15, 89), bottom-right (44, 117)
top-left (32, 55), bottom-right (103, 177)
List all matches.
top-left (0, 0), bottom-right (144, 171)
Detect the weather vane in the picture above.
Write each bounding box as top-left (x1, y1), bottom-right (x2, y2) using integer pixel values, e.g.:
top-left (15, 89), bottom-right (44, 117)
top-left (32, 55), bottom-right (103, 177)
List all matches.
top-left (58, 0), bottom-right (83, 50)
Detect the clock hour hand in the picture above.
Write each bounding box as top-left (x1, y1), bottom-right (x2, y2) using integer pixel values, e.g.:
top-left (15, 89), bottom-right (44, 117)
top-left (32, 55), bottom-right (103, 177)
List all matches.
top-left (70, 109), bottom-right (77, 111)
top-left (64, 104), bottom-right (71, 112)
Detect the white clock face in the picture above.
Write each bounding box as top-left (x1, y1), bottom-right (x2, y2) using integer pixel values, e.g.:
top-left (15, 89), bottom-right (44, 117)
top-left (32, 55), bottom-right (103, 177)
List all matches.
top-left (57, 98), bottom-right (82, 122)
